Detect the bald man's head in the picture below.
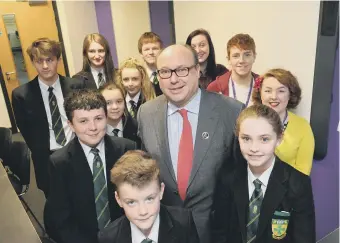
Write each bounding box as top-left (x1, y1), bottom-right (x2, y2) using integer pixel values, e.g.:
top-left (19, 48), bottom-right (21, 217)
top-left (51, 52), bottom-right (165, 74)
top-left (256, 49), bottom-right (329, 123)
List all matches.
top-left (155, 44), bottom-right (200, 108)
top-left (156, 44), bottom-right (198, 69)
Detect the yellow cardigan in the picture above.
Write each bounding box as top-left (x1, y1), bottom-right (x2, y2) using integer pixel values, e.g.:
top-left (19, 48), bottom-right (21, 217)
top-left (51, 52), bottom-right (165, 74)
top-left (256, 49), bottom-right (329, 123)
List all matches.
top-left (275, 111), bottom-right (315, 175)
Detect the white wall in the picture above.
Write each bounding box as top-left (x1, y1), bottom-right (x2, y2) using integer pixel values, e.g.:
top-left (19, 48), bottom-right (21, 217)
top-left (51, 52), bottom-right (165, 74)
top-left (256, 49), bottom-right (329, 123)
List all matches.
top-left (174, 1), bottom-right (320, 121)
top-left (0, 85), bottom-right (11, 128)
top-left (110, 0), bottom-right (151, 65)
top-left (56, 0), bottom-right (99, 76)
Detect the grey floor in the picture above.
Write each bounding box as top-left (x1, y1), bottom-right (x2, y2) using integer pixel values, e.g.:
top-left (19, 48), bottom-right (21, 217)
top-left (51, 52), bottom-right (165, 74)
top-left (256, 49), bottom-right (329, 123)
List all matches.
top-left (12, 132), bottom-right (46, 237)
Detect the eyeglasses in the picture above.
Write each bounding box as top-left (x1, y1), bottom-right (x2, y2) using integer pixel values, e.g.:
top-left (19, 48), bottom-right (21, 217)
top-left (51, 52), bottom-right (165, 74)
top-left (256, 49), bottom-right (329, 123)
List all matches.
top-left (157, 64), bottom-right (197, 79)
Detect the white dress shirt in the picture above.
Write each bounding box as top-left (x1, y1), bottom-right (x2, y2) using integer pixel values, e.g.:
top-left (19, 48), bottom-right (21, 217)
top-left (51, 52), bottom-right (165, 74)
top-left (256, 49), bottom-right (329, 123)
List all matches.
top-left (79, 138), bottom-right (107, 180)
top-left (38, 76), bottom-right (73, 150)
top-left (247, 157), bottom-right (275, 200)
top-left (131, 213), bottom-right (160, 243)
top-left (90, 67), bottom-right (105, 88)
top-left (106, 119), bottom-right (123, 137)
top-left (228, 76), bottom-right (254, 107)
top-left (167, 89), bottom-right (201, 179)
top-left (126, 91), bottom-right (141, 111)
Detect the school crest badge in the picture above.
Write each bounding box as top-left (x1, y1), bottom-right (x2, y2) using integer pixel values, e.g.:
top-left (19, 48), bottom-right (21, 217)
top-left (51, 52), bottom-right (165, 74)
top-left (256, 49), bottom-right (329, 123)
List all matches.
top-left (272, 218), bottom-right (288, 240)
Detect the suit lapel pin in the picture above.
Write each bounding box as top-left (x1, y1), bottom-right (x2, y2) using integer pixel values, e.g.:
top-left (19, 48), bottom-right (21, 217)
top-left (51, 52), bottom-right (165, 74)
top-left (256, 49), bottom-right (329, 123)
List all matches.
top-left (202, 132), bottom-right (209, 139)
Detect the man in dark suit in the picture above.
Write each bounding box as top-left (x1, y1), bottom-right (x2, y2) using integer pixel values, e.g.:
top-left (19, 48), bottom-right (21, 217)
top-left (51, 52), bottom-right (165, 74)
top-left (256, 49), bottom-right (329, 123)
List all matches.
top-left (137, 44), bottom-right (244, 243)
top-left (12, 38), bottom-right (84, 197)
top-left (212, 105), bottom-right (315, 243)
top-left (98, 150), bottom-right (199, 243)
top-left (44, 89), bottom-right (136, 243)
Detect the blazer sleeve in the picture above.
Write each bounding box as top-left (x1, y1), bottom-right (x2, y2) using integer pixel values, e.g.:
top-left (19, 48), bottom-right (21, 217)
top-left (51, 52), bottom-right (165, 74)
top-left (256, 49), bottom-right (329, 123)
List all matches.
top-left (295, 124), bottom-right (315, 175)
top-left (211, 172), bottom-right (232, 243)
top-left (11, 91), bottom-right (30, 146)
top-left (290, 175), bottom-right (316, 243)
top-left (44, 157), bottom-right (92, 243)
top-left (136, 104), bottom-right (147, 152)
top-left (188, 210), bottom-right (200, 243)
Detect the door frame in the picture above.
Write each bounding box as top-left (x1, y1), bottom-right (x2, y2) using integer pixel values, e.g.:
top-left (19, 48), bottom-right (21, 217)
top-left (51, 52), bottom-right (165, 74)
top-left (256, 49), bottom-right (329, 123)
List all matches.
top-left (52, 1), bottom-right (70, 77)
top-left (0, 65), bottom-right (17, 133)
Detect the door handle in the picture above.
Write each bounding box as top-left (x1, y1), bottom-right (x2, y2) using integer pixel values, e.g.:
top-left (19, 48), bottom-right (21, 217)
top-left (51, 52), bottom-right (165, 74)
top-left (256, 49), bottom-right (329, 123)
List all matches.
top-left (5, 71), bottom-right (15, 80)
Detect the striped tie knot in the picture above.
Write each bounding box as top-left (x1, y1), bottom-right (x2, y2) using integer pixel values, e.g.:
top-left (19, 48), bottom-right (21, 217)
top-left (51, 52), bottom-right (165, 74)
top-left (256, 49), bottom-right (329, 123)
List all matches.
top-left (141, 238), bottom-right (153, 243)
top-left (253, 179), bottom-right (262, 191)
top-left (112, 128), bottom-right (119, 137)
top-left (91, 148), bottom-right (100, 156)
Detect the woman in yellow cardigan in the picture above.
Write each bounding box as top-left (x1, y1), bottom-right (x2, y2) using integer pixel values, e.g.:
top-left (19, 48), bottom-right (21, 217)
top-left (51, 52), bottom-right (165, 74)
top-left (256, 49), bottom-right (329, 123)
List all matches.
top-left (252, 68), bottom-right (315, 175)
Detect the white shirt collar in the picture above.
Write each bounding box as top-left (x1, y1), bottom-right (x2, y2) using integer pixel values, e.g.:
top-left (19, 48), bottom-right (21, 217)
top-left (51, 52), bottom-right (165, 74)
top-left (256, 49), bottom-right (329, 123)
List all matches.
top-left (126, 91), bottom-right (141, 104)
top-left (90, 66), bottom-right (104, 76)
top-left (79, 137), bottom-right (105, 158)
top-left (247, 157), bottom-right (275, 190)
top-left (38, 75), bottom-right (60, 92)
top-left (167, 88), bottom-right (201, 116)
top-left (144, 65), bottom-right (157, 80)
top-left (106, 119), bottom-right (123, 134)
top-left (131, 213), bottom-right (160, 243)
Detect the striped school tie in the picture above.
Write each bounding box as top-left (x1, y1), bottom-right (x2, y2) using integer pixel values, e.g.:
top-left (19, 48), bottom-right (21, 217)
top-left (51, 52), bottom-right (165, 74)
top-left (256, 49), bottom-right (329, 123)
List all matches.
top-left (48, 87), bottom-right (66, 146)
top-left (129, 100), bottom-right (137, 118)
top-left (91, 148), bottom-right (111, 229)
top-left (98, 72), bottom-right (105, 88)
top-left (246, 179), bottom-right (263, 243)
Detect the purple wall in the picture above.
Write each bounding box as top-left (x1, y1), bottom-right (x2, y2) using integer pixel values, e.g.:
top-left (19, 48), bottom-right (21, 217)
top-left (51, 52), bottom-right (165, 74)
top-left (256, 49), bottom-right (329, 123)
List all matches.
top-left (148, 1), bottom-right (173, 47)
top-left (94, 0), bottom-right (118, 67)
top-left (311, 48), bottom-right (339, 240)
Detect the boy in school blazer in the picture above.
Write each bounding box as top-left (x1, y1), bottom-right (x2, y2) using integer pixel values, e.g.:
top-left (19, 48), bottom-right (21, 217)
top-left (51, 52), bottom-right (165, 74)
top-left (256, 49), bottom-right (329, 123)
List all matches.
top-left (212, 105), bottom-right (315, 243)
top-left (98, 150), bottom-right (199, 243)
top-left (44, 90), bottom-right (136, 243)
top-left (12, 38), bottom-right (85, 197)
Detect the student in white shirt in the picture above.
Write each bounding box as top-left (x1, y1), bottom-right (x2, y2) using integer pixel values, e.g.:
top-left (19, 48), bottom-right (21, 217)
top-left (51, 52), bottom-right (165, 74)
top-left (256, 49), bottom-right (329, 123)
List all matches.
top-left (212, 104), bottom-right (315, 243)
top-left (11, 37), bottom-right (84, 197)
top-left (138, 32), bottom-right (163, 96)
top-left (207, 33), bottom-right (258, 107)
top-left (100, 83), bottom-right (141, 147)
top-left (73, 33), bottom-right (115, 89)
top-left (98, 150), bottom-right (199, 243)
top-left (117, 58), bottom-right (155, 118)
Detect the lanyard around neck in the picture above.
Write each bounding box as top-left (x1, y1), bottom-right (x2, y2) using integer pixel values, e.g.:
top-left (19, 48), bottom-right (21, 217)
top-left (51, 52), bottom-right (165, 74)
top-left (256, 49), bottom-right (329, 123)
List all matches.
top-left (282, 110), bottom-right (289, 131)
top-left (231, 77), bottom-right (254, 107)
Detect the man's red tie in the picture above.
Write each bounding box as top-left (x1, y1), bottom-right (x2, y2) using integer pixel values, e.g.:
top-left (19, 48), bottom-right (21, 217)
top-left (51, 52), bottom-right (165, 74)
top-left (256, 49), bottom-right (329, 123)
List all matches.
top-left (177, 109), bottom-right (193, 201)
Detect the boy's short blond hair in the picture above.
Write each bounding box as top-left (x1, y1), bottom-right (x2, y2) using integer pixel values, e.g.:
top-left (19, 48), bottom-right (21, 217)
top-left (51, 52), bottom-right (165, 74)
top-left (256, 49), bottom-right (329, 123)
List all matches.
top-left (110, 150), bottom-right (161, 190)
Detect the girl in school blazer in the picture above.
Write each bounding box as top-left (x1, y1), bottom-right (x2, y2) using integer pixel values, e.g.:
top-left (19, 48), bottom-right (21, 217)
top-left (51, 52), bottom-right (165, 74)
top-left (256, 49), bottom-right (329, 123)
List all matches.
top-left (73, 33), bottom-right (115, 89)
top-left (212, 104), bottom-right (315, 243)
top-left (100, 83), bottom-right (141, 148)
top-left (116, 58), bottom-right (156, 119)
